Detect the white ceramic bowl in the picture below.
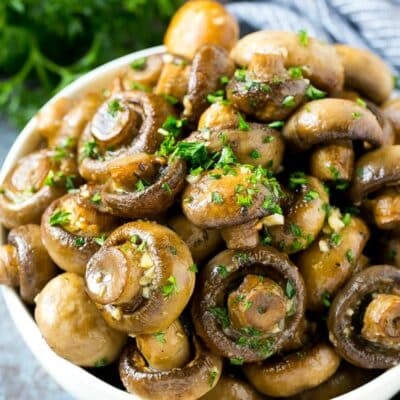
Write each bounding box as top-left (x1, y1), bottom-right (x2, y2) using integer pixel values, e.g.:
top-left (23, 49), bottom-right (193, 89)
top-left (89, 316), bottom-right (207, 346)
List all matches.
top-left (1, 46), bottom-right (400, 400)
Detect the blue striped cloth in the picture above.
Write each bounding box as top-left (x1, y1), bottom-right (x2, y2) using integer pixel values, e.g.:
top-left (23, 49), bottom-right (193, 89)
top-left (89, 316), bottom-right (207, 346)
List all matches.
top-left (227, 0), bottom-right (400, 76)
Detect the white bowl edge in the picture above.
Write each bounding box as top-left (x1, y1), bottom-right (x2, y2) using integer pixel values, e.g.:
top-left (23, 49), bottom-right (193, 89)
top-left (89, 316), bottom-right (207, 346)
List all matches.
top-left (1, 44), bottom-right (400, 400)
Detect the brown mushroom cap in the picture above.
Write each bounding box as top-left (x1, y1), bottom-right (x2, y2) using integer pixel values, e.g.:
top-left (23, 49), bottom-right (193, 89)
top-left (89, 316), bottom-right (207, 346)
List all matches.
top-left (34, 272), bottom-right (126, 367)
top-left (382, 98), bottom-right (400, 143)
top-left (349, 145), bottom-right (400, 205)
top-left (335, 44), bottom-right (393, 104)
top-left (192, 246), bottom-right (306, 362)
top-left (297, 216), bottom-right (370, 311)
top-left (244, 343), bottom-right (341, 397)
top-left (187, 123), bottom-right (284, 172)
top-left (85, 220), bottom-right (196, 335)
top-left (198, 102), bottom-right (240, 130)
top-left (230, 31), bottom-right (344, 93)
top-left (168, 214), bottom-right (222, 263)
top-left (119, 337), bottom-right (223, 400)
top-left (183, 44), bottom-right (235, 125)
top-left (200, 375), bottom-right (263, 400)
top-left (41, 193), bottom-right (118, 275)
top-left (282, 99), bottom-right (383, 151)
top-left (164, 0), bottom-right (239, 60)
top-left (78, 91), bottom-right (174, 183)
top-left (100, 154), bottom-right (186, 219)
top-left (0, 149), bottom-right (78, 229)
top-left (1, 224), bottom-right (57, 303)
top-left (328, 265), bottom-right (400, 369)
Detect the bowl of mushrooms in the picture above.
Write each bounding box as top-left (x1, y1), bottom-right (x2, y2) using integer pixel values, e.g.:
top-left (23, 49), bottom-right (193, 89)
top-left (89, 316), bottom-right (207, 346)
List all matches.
top-left (1, 1), bottom-right (400, 399)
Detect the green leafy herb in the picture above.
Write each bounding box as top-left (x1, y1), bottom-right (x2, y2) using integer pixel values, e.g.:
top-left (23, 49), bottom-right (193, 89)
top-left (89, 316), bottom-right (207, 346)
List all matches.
top-left (263, 135), bottom-right (276, 143)
top-left (209, 370), bottom-right (218, 387)
top-left (209, 307), bottom-right (230, 328)
top-left (243, 300), bottom-right (253, 311)
top-left (342, 213), bottom-right (352, 226)
top-left (230, 357), bottom-right (244, 366)
top-left (352, 111), bottom-right (362, 120)
top-left (346, 249), bottom-right (355, 263)
top-left (216, 265), bottom-right (229, 278)
top-left (211, 191), bottom-right (224, 204)
top-left (131, 57), bottom-right (147, 71)
top-left (157, 116), bottom-right (186, 157)
top-left (356, 98), bottom-right (367, 108)
top-left (328, 166), bottom-right (340, 180)
top-left (237, 112), bottom-right (250, 131)
top-left (91, 192), bottom-right (101, 204)
top-left (262, 196), bottom-right (282, 214)
top-left (161, 275), bottom-right (179, 297)
top-left (154, 331), bottom-right (166, 344)
top-left (298, 29), bottom-right (309, 46)
top-left (289, 171), bottom-right (308, 189)
top-left (74, 236), bottom-right (85, 247)
top-left (94, 233), bottom-right (107, 246)
top-left (321, 291), bottom-right (331, 307)
top-left (250, 150), bottom-right (261, 159)
top-left (286, 280), bottom-right (296, 299)
top-left (107, 99), bottom-right (122, 117)
top-left (216, 146), bottom-right (237, 167)
top-left (306, 85), bottom-right (327, 100)
top-left (290, 223), bottom-right (303, 237)
top-left (162, 94), bottom-right (179, 105)
top-left (94, 358), bottom-right (108, 368)
top-left (304, 189), bottom-right (320, 202)
top-left (234, 68), bottom-right (247, 82)
top-left (329, 232), bottom-right (342, 247)
top-left (267, 120), bottom-right (284, 129)
top-left (206, 90), bottom-right (228, 104)
top-left (82, 140), bottom-right (100, 159)
top-left (52, 146), bottom-right (68, 160)
top-left (135, 179), bottom-right (150, 192)
top-left (234, 252), bottom-right (251, 263)
top-left (282, 95), bottom-right (296, 108)
top-left (161, 182), bottom-right (172, 194)
top-left (288, 66), bottom-right (303, 78)
top-left (188, 263), bottom-right (198, 273)
top-left (130, 234), bottom-right (140, 244)
top-left (172, 142), bottom-right (208, 166)
top-left (49, 210), bottom-right (70, 226)
top-left (131, 81), bottom-right (151, 92)
top-left (219, 75), bottom-right (229, 85)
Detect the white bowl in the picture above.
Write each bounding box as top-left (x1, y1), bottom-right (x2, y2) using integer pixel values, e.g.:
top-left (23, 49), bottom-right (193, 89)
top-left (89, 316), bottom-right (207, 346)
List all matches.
top-left (1, 46), bottom-right (400, 400)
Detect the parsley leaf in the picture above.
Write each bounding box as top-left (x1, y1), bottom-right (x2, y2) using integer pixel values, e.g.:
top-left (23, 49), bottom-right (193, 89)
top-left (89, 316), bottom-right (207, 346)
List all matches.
top-left (49, 210), bottom-right (70, 226)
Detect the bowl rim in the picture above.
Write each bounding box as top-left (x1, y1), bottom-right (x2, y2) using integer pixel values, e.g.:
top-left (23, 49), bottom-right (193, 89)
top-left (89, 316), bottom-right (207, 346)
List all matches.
top-left (1, 44), bottom-right (400, 400)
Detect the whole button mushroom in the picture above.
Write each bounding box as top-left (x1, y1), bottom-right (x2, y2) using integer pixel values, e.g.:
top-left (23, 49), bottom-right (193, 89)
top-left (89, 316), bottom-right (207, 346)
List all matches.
top-left (34, 272), bottom-right (126, 367)
top-left (0, 148), bottom-right (78, 229)
top-left (164, 0), bottom-right (239, 60)
top-left (0, 224), bottom-right (57, 303)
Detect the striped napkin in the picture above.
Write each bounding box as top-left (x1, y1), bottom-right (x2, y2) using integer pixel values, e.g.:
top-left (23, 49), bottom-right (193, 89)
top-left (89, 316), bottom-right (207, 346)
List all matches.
top-left (227, 0), bottom-right (400, 77)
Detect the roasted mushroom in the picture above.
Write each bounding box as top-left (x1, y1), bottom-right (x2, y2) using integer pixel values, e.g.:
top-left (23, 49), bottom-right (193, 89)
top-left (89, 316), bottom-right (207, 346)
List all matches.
top-left (0, 224), bottom-right (57, 303)
top-left (382, 98), bottom-right (400, 143)
top-left (119, 336), bottom-right (222, 400)
top-left (197, 102), bottom-right (240, 130)
top-left (94, 153), bottom-right (186, 219)
top-left (168, 214), bottom-right (222, 263)
top-left (297, 213), bottom-right (370, 311)
top-left (244, 343), bottom-right (341, 397)
top-left (135, 319), bottom-right (191, 371)
top-left (268, 174), bottom-right (328, 254)
top-left (183, 44), bottom-right (235, 125)
top-left (78, 91), bottom-right (173, 183)
top-left (164, 0), bottom-right (239, 60)
top-left (41, 192), bottom-right (118, 275)
top-left (85, 220), bottom-right (196, 334)
top-left (328, 265), bottom-right (400, 369)
top-left (182, 165), bottom-right (284, 249)
top-left (200, 375), bottom-right (263, 400)
top-left (35, 272), bottom-right (126, 367)
top-left (335, 44), bottom-right (393, 104)
top-left (192, 246), bottom-right (306, 363)
top-left (0, 148), bottom-right (78, 229)
top-left (231, 31), bottom-right (344, 94)
top-left (186, 123), bottom-right (284, 172)
top-left (226, 53), bottom-right (309, 122)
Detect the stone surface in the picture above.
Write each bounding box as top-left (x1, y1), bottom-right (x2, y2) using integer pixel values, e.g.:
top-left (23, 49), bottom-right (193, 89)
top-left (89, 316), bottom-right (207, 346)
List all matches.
top-left (0, 119), bottom-right (72, 400)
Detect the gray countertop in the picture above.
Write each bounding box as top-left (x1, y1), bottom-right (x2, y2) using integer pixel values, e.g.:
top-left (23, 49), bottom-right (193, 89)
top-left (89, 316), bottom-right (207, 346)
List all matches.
top-left (0, 119), bottom-right (72, 400)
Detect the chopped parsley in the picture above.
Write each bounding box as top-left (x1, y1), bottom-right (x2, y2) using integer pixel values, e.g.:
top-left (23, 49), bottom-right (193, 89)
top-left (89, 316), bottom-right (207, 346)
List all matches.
top-left (288, 66), bottom-right (303, 79)
top-left (306, 85), bottom-right (327, 100)
top-left (131, 57), bottom-right (147, 70)
top-left (230, 356), bottom-right (244, 366)
top-left (82, 140), bottom-right (100, 159)
top-left (321, 291), bottom-right (331, 307)
top-left (286, 280), bottom-right (296, 299)
top-left (290, 223), bottom-right (303, 237)
top-left (233, 252), bottom-right (251, 263)
top-left (91, 192), bottom-right (102, 204)
top-left (219, 75), bottom-right (229, 85)
top-left (298, 29), bottom-right (309, 46)
top-left (267, 120), bottom-right (284, 129)
top-left (135, 179), bottom-right (150, 192)
top-left (162, 94), bottom-right (179, 105)
top-left (234, 68), bottom-right (247, 82)
top-left (172, 142), bottom-right (208, 166)
top-left (304, 189), bottom-right (320, 202)
top-left (356, 98), bottom-right (367, 108)
top-left (346, 249), bottom-right (355, 263)
top-left (94, 358), bottom-right (108, 368)
top-left (49, 210), bottom-right (71, 226)
top-left (216, 265), bottom-right (229, 278)
top-left (161, 182), bottom-right (172, 194)
top-left (250, 150), bottom-right (261, 159)
top-left (329, 232), bottom-right (342, 247)
top-left (206, 89), bottom-right (229, 105)
top-left (94, 233), bottom-right (107, 246)
top-left (243, 300), bottom-right (253, 311)
top-left (107, 99), bottom-right (123, 117)
top-left (154, 331), bottom-right (166, 344)
top-left (352, 111), bottom-right (362, 120)
top-left (209, 370), bottom-right (218, 387)
top-left (161, 275), bottom-right (179, 297)
top-left (237, 112), bottom-right (250, 131)
top-left (131, 81), bottom-right (151, 92)
top-left (157, 116), bottom-right (186, 157)
top-left (262, 196), bottom-right (282, 214)
top-left (209, 306), bottom-right (230, 329)
top-left (263, 135), bottom-right (276, 143)
top-left (342, 213), bottom-right (352, 226)
top-left (328, 166), bottom-right (341, 180)
top-left (289, 171), bottom-right (308, 189)
top-left (74, 237), bottom-right (86, 247)
top-left (188, 263), bottom-right (198, 273)
top-left (282, 95), bottom-right (296, 108)
top-left (211, 191), bottom-right (224, 204)
top-left (52, 146), bottom-right (68, 161)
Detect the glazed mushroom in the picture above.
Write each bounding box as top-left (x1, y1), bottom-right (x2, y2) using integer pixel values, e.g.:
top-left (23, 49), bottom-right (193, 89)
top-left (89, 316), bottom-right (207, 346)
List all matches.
top-left (244, 343), bottom-right (340, 397)
top-left (36, 93), bottom-right (102, 149)
top-left (182, 165), bottom-right (284, 249)
top-left (0, 224), bottom-right (57, 303)
top-left (198, 102), bottom-right (240, 130)
top-left (226, 53), bottom-right (309, 122)
top-left (200, 375), bottom-right (263, 400)
top-left (230, 31), bottom-right (344, 94)
top-left (135, 319), bottom-right (191, 371)
top-left (41, 192), bottom-right (118, 275)
top-left (349, 145), bottom-right (400, 207)
top-left (85, 221), bottom-right (196, 334)
top-left (328, 265), bottom-right (400, 369)
top-left (168, 214), bottom-right (222, 264)
top-left (35, 272), bottom-right (126, 367)
top-left (192, 246), bottom-right (306, 363)
top-left (186, 122), bottom-right (285, 172)
top-left (155, 54), bottom-right (191, 103)
top-left (282, 99), bottom-right (383, 151)
top-left (119, 336), bottom-right (222, 400)
top-left (183, 44), bottom-right (235, 125)
top-left (297, 213), bottom-right (370, 311)
top-left (334, 44), bottom-right (393, 104)
top-left (119, 54), bottom-right (164, 91)
top-left (95, 153), bottom-right (186, 219)
top-left (268, 174), bottom-right (329, 254)
top-left (382, 98), bottom-right (400, 142)
top-left (0, 148), bottom-right (78, 229)
top-left (164, 0), bottom-right (239, 60)
top-left (78, 91), bottom-right (173, 183)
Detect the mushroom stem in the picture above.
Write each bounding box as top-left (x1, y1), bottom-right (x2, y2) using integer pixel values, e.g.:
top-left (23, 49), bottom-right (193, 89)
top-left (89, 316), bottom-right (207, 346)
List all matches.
top-left (0, 244), bottom-right (19, 287)
top-left (220, 220), bottom-right (261, 249)
top-left (362, 294), bottom-right (400, 348)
